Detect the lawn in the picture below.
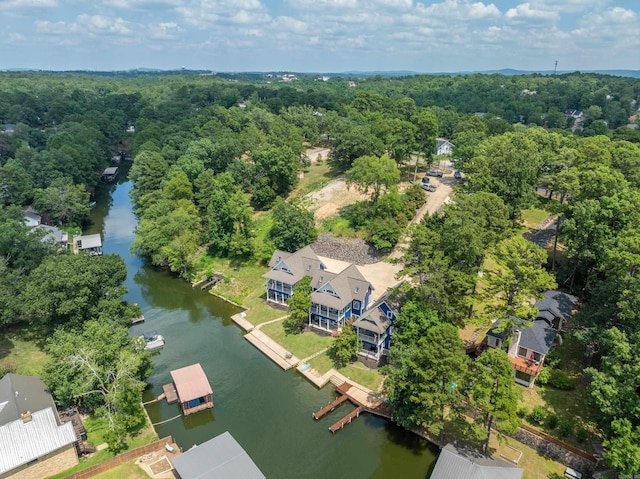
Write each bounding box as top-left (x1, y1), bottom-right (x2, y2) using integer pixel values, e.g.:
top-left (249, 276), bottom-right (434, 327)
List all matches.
top-left (290, 160), bottom-right (337, 198)
top-left (517, 334), bottom-right (598, 451)
top-left (308, 352), bottom-right (384, 391)
top-left (490, 434), bottom-right (566, 479)
top-left (260, 321), bottom-right (334, 359)
top-left (520, 206), bottom-right (552, 229)
top-left (0, 332), bottom-right (48, 377)
top-left (91, 460), bottom-right (150, 479)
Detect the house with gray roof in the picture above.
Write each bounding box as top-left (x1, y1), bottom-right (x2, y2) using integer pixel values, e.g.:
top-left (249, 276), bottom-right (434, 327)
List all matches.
top-left (430, 442), bottom-right (523, 479)
top-left (486, 290), bottom-right (577, 387)
top-left (263, 246), bottom-right (327, 305)
top-left (309, 263), bottom-right (372, 332)
top-left (171, 431), bottom-right (265, 479)
top-left (73, 234), bottom-right (102, 256)
top-left (0, 374), bottom-right (78, 478)
top-left (35, 224), bottom-right (69, 249)
top-left (353, 294), bottom-right (397, 364)
top-left (436, 138), bottom-right (454, 156)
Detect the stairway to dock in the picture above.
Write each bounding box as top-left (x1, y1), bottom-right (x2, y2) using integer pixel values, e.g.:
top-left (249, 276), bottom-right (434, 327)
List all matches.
top-left (313, 394), bottom-right (349, 420)
top-left (329, 406), bottom-right (365, 433)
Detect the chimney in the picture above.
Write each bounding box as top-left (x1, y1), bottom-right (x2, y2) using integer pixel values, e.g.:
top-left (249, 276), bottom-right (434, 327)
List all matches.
top-left (21, 411), bottom-right (32, 423)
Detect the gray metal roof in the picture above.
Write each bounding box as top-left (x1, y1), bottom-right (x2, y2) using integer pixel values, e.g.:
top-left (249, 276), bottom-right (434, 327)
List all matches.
top-left (0, 408), bottom-right (77, 474)
top-left (171, 431), bottom-right (265, 479)
top-left (74, 234), bottom-right (102, 249)
top-left (430, 443), bottom-right (523, 479)
top-left (0, 374), bottom-right (56, 426)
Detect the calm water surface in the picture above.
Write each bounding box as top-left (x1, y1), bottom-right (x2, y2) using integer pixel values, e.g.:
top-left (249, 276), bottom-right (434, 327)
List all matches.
top-left (88, 173), bottom-right (438, 479)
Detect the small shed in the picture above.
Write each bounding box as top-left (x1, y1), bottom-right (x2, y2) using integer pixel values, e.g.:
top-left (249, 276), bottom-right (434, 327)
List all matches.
top-left (171, 431), bottom-right (265, 479)
top-left (102, 167), bottom-right (118, 181)
top-left (170, 363), bottom-right (213, 416)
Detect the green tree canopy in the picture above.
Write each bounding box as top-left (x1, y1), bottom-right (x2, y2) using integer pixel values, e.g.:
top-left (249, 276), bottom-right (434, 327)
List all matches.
top-left (269, 199), bottom-right (317, 253)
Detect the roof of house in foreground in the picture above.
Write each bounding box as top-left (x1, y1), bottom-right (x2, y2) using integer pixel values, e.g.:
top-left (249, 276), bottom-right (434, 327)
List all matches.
top-left (0, 408), bottom-right (77, 474)
top-left (430, 442), bottom-right (523, 479)
top-left (171, 431), bottom-right (265, 479)
top-left (0, 373), bottom-right (55, 425)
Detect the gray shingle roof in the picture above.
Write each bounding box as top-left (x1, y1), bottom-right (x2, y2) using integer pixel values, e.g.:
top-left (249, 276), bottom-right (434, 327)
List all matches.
top-left (0, 408), bottom-right (77, 474)
top-left (538, 290), bottom-right (578, 321)
top-left (313, 264), bottom-right (371, 310)
top-left (354, 296), bottom-right (394, 334)
top-left (171, 431), bottom-right (265, 479)
top-left (430, 442), bottom-right (523, 479)
top-left (0, 374), bottom-right (56, 426)
top-left (263, 245), bottom-right (326, 285)
top-left (519, 319), bottom-right (557, 355)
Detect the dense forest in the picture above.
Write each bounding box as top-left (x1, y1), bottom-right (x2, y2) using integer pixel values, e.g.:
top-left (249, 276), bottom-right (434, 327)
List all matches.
top-left (2, 70), bottom-right (640, 473)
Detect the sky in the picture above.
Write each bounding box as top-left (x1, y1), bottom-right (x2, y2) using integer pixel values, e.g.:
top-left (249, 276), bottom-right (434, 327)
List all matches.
top-left (0, 0), bottom-right (638, 73)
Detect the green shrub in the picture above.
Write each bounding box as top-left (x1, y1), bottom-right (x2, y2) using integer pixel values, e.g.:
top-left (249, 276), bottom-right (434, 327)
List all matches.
top-left (528, 405), bottom-right (548, 424)
top-left (576, 427), bottom-right (588, 443)
top-left (536, 366), bottom-right (551, 385)
top-left (546, 413), bottom-right (559, 430)
top-left (544, 350), bottom-right (561, 369)
top-left (517, 406), bottom-right (529, 418)
top-left (559, 418), bottom-right (573, 437)
top-left (548, 369), bottom-right (576, 390)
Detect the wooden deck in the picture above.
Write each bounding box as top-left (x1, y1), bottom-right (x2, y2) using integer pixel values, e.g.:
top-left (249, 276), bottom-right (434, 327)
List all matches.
top-left (329, 406), bottom-right (365, 433)
top-left (509, 356), bottom-right (543, 377)
top-left (182, 401), bottom-right (214, 416)
top-left (313, 394), bottom-right (349, 420)
top-left (162, 383), bottom-right (178, 404)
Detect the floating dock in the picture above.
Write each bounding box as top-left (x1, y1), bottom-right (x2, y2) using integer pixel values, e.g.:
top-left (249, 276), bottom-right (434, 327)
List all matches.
top-left (329, 406), bottom-right (365, 433)
top-left (313, 394), bottom-right (349, 420)
top-left (162, 383), bottom-right (178, 404)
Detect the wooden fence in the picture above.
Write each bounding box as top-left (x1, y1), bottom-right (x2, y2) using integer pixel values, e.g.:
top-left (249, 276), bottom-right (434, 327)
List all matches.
top-left (63, 436), bottom-right (175, 479)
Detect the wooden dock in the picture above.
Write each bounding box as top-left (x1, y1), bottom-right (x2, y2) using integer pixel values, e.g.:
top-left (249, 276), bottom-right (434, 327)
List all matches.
top-left (162, 383), bottom-right (178, 404)
top-left (314, 381), bottom-right (386, 434)
top-left (313, 394), bottom-right (349, 420)
top-left (329, 406), bottom-right (365, 433)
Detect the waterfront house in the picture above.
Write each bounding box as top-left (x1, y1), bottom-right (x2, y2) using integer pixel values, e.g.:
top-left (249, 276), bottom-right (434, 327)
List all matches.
top-left (171, 431), bottom-right (265, 479)
top-left (430, 442), bottom-right (523, 479)
top-left (73, 234), bottom-right (102, 256)
top-left (309, 264), bottom-right (372, 332)
top-left (263, 246), bottom-right (327, 305)
top-left (353, 295), bottom-right (397, 364)
top-left (36, 224), bottom-right (69, 249)
top-left (486, 290), bottom-right (577, 387)
top-left (0, 374), bottom-right (79, 479)
top-left (436, 138), bottom-right (454, 156)
top-left (102, 167), bottom-right (118, 181)
top-left (170, 364), bottom-right (213, 416)
top-left (23, 206), bottom-right (42, 227)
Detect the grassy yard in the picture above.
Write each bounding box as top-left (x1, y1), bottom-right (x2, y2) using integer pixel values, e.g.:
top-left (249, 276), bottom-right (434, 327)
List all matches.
top-left (319, 215), bottom-right (362, 237)
top-left (308, 351), bottom-right (384, 391)
top-left (91, 460), bottom-right (150, 479)
top-left (48, 417), bottom-right (157, 479)
top-left (517, 334), bottom-right (598, 451)
top-left (260, 321), bottom-right (334, 358)
top-left (490, 434), bottom-right (566, 479)
top-left (290, 160), bottom-right (338, 198)
top-left (520, 206), bottom-right (553, 229)
top-left (0, 332), bottom-right (48, 377)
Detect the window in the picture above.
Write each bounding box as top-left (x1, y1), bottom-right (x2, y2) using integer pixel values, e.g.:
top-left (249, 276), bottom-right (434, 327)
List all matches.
top-left (487, 336), bottom-right (502, 349)
top-left (307, 264), bottom-right (311, 271)
top-left (518, 347), bottom-right (528, 358)
top-left (353, 300), bottom-right (360, 310)
top-left (387, 310), bottom-right (393, 319)
top-left (355, 287), bottom-right (359, 293)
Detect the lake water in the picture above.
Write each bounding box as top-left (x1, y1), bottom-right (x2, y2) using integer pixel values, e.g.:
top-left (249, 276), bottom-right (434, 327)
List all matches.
top-left (87, 173), bottom-right (438, 479)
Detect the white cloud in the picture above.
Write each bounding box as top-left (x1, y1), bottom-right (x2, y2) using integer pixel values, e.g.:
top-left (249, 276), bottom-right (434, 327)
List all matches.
top-left (0, 0), bottom-right (57, 9)
top-left (272, 16), bottom-right (308, 34)
top-left (147, 22), bottom-right (182, 40)
top-left (177, 0), bottom-right (269, 28)
top-left (107, 0), bottom-right (182, 9)
top-left (505, 3), bottom-right (558, 21)
top-left (36, 20), bottom-right (78, 34)
top-left (77, 15), bottom-right (132, 35)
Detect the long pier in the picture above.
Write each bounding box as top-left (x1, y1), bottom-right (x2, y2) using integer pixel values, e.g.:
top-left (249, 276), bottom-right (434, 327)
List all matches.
top-left (312, 380), bottom-right (386, 434)
top-left (313, 394), bottom-right (349, 420)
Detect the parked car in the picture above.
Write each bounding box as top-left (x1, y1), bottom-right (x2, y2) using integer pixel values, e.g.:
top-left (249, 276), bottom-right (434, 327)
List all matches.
top-left (454, 170), bottom-right (462, 180)
top-left (421, 183), bottom-right (437, 192)
top-left (426, 169), bottom-right (444, 177)
top-left (420, 176), bottom-right (430, 184)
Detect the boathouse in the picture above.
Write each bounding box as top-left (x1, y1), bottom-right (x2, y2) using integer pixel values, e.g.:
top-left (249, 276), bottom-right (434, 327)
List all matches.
top-left (169, 364), bottom-right (213, 416)
top-left (430, 442), bottom-right (523, 478)
top-left (102, 166), bottom-right (118, 181)
top-left (73, 234), bottom-right (103, 256)
top-left (171, 431), bottom-right (265, 479)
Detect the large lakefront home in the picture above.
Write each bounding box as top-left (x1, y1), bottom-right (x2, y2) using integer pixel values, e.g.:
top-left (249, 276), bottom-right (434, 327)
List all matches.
top-left (486, 290), bottom-right (578, 387)
top-left (263, 246), bottom-right (398, 364)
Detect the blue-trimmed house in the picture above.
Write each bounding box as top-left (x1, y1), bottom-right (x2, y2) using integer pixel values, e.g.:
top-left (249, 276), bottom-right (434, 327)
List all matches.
top-left (262, 246), bottom-right (327, 305)
top-left (353, 295), bottom-right (397, 364)
top-left (309, 264), bottom-right (372, 332)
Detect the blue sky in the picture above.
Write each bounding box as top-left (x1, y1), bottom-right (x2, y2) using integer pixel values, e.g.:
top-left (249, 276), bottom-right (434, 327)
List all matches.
top-left (0, 0), bottom-right (638, 72)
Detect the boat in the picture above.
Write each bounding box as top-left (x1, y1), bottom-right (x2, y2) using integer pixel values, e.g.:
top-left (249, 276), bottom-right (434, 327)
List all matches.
top-left (139, 330), bottom-right (165, 351)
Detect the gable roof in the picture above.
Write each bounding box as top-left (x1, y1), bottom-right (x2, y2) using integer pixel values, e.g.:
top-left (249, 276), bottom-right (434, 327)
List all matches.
top-left (312, 264), bottom-right (371, 310)
top-left (430, 442), bottom-right (523, 479)
top-left (536, 290), bottom-right (577, 321)
top-left (36, 225), bottom-right (68, 244)
top-left (171, 431), bottom-right (265, 479)
top-left (170, 363), bottom-right (212, 403)
top-left (354, 296), bottom-right (395, 334)
top-left (487, 317), bottom-right (557, 355)
top-left (0, 408), bottom-right (77, 474)
top-left (263, 246), bottom-right (326, 285)
top-left (0, 374), bottom-right (56, 426)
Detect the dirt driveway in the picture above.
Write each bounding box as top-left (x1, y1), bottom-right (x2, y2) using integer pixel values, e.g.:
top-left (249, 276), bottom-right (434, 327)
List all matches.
top-left (307, 177), bottom-right (369, 220)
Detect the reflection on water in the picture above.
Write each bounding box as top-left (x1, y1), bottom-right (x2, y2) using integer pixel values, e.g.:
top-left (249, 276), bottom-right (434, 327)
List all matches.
top-left (90, 175), bottom-right (438, 479)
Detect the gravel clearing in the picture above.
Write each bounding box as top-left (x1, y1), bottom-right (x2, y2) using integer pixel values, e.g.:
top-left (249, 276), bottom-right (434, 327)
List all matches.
top-left (312, 233), bottom-right (385, 265)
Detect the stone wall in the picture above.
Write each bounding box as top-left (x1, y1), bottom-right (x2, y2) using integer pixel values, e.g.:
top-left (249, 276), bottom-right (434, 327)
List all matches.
top-left (513, 425), bottom-right (596, 478)
top-left (2, 444), bottom-right (78, 479)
